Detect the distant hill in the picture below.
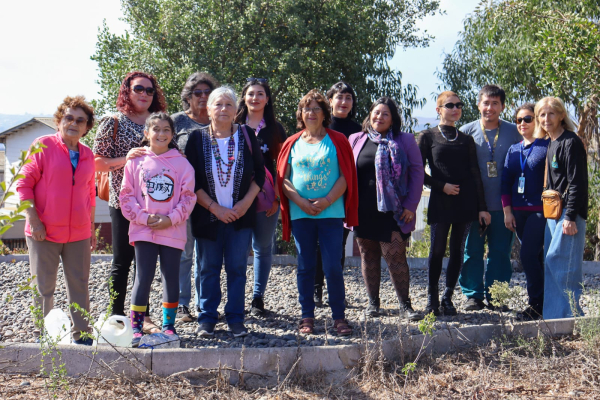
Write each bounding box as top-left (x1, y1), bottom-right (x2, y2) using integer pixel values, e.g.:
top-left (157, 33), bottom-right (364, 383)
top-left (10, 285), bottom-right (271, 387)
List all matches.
top-left (0, 114), bottom-right (52, 133)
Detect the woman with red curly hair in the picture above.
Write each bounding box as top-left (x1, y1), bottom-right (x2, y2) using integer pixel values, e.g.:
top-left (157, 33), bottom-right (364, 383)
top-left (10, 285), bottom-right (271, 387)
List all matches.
top-left (93, 71), bottom-right (167, 333)
top-left (17, 96), bottom-right (97, 344)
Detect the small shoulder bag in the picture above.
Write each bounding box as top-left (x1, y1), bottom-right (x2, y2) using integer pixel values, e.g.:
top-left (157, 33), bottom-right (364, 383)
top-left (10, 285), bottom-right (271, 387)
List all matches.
top-left (541, 155), bottom-right (567, 220)
top-left (96, 116), bottom-right (119, 201)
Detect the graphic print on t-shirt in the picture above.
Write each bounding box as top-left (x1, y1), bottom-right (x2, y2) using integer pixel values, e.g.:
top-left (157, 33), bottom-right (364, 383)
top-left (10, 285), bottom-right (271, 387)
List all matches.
top-left (294, 153), bottom-right (333, 191)
top-left (142, 167), bottom-right (175, 202)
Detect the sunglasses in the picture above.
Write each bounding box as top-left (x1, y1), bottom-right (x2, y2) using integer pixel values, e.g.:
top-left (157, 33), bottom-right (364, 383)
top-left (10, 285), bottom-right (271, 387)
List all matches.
top-left (442, 102), bottom-right (464, 109)
top-left (131, 85), bottom-right (155, 96)
top-left (516, 115), bottom-right (534, 124)
top-left (63, 115), bottom-right (88, 126)
top-left (246, 77), bottom-right (268, 84)
top-left (192, 89), bottom-right (212, 97)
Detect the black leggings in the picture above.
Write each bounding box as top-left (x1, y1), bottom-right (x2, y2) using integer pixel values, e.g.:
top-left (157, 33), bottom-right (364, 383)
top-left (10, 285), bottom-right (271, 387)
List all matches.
top-left (315, 228), bottom-right (351, 289)
top-left (109, 207), bottom-right (150, 315)
top-left (428, 222), bottom-right (471, 290)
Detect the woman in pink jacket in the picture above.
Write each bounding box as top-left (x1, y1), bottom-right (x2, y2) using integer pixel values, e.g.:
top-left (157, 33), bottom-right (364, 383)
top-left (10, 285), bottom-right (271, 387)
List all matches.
top-left (17, 96), bottom-right (97, 345)
top-left (119, 112), bottom-right (196, 346)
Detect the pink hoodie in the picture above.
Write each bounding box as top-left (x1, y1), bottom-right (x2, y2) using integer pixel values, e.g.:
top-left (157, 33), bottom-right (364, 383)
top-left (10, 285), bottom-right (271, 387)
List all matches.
top-left (119, 148), bottom-right (196, 250)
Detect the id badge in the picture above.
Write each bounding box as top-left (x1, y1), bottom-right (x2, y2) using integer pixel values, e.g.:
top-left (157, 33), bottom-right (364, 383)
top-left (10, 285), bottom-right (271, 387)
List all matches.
top-left (487, 161), bottom-right (498, 178)
top-left (518, 176), bottom-right (525, 193)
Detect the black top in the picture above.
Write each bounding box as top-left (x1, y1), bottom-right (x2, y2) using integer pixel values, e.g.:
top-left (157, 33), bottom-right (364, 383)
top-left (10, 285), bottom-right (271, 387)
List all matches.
top-left (329, 116), bottom-right (362, 139)
top-left (546, 130), bottom-right (588, 221)
top-left (185, 125), bottom-right (265, 240)
top-left (255, 121), bottom-right (287, 178)
top-left (354, 139), bottom-right (410, 242)
top-left (418, 126), bottom-right (487, 224)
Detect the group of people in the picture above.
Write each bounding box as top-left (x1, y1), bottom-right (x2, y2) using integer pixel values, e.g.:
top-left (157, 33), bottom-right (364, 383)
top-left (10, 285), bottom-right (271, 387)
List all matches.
top-left (17, 69), bottom-right (588, 346)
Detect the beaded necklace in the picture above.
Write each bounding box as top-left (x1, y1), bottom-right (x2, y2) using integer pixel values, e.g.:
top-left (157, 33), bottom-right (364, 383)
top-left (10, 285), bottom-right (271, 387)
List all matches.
top-left (210, 124), bottom-right (236, 187)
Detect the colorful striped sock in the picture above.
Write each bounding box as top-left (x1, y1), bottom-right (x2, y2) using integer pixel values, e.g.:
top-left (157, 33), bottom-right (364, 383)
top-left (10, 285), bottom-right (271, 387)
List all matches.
top-left (130, 305), bottom-right (147, 334)
top-left (162, 302), bottom-right (178, 332)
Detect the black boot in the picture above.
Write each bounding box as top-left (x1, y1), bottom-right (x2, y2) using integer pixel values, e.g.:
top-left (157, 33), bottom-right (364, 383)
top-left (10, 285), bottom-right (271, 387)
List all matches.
top-left (400, 299), bottom-right (423, 322)
top-left (314, 285), bottom-right (323, 308)
top-left (426, 286), bottom-right (440, 316)
top-left (365, 298), bottom-right (380, 317)
top-left (441, 288), bottom-right (457, 316)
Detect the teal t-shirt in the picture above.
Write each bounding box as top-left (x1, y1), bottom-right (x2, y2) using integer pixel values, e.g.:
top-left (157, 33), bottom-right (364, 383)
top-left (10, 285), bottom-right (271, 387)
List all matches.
top-left (288, 134), bottom-right (345, 220)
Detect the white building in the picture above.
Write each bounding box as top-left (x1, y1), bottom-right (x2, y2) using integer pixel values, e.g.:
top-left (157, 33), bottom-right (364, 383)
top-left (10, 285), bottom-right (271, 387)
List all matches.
top-left (0, 118), bottom-right (111, 249)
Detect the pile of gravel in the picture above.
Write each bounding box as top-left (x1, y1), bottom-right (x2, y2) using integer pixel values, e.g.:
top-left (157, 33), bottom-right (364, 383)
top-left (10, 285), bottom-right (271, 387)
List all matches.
top-left (1, 259), bottom-right (598, 348)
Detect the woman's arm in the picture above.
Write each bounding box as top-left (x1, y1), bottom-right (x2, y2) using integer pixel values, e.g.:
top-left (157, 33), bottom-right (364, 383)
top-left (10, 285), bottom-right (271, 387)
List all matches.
top-left (309, 175), bottom-right (347, 213)
top-left (501, 147), bottom-right (516, 232)
top-left (282, 163), bottom-right (320, 216)
top-left (195, 188), bottom-right (241, 224)
top-left (417, 131), bottom-right (446, 192)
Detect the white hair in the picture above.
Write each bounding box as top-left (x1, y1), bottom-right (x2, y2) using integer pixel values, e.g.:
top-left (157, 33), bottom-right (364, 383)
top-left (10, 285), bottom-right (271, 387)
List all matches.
top-left (207, 86), bottom-right (237, 109)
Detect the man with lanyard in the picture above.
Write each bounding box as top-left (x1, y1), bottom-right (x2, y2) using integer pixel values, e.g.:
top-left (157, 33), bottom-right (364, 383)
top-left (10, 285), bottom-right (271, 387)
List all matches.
top-left (458, 85), bottom-right (522, 311)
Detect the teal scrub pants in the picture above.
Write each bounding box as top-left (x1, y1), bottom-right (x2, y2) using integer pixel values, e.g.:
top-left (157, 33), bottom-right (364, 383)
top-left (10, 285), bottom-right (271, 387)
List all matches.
top-left (459, 210), bottom-right (514, 300)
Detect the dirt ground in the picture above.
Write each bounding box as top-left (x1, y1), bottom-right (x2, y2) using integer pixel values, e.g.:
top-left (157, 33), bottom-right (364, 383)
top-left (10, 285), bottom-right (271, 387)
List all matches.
top-left (1, 333), bottom-right (599, 399)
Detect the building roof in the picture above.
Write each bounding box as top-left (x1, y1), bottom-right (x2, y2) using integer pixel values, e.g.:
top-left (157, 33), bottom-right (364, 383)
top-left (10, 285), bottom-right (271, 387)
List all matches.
top-left (0, 117), bottom-right (56, 139)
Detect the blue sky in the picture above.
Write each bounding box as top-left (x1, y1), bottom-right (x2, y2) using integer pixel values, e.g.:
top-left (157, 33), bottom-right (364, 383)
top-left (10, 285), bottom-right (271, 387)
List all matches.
top-left (0, 0), bottom-right (481, 119)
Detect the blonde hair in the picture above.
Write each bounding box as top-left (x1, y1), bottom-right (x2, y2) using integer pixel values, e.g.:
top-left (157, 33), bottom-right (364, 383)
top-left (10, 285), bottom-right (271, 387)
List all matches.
top-left (534, 97), bottom-right (578, 137)
top-left (436, 91), bottom-right (460, 107)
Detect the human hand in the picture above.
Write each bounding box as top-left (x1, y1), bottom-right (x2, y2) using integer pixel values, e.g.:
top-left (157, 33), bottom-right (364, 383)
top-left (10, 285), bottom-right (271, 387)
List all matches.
top-left (232, 199), bottom-right (251, 218)
top-left (29, 218), bottom-right (46, 241)
top-left (308, 198), bottom-right (330, 213)
top-left (265, 199), bottom-right (280, 218)
top-left (443, 184), bottom-right (460, 195)
top-left (298, 198), bottom-right (321, 216)
top-left (90, 227), bottom-right (97, 251)
top-left (504, 212), bottom-right (516, 232)
top-left (399, 209), bottom-right (415, 224)
top-left (147, 214), bottom-right (159, 225)
top-left (563, 220), bottom-right (578, 235)
top-left (479, 211), bottom-right (491, 226)
top-left (148, 214), bottom-right (172, 230)
top-left (126, 147), bottom-right (146, 161)
top-left (213, 205), bottom-right (240, 224)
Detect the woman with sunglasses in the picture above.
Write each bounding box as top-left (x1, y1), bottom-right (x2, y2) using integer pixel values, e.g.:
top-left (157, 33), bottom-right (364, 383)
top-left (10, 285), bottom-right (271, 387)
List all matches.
top-left (172, 72), bottom-right (219, 323)
top-left (500, 103), bottom-right (549, 320)
top-left (277, 89), bottom-right (358, 336)
top-left (234, 78), bottom-right (286, 316)
top-left (93, 71), bottom-right (167, 333)
top-left (417, 91), bottom-right (489, 316)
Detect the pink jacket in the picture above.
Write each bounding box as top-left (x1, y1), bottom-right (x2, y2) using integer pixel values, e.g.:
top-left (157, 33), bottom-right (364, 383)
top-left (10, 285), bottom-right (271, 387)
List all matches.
top-left (119, 148), bottom-right (196, 250)
top-left (16, 132), bottom-right (96, 243)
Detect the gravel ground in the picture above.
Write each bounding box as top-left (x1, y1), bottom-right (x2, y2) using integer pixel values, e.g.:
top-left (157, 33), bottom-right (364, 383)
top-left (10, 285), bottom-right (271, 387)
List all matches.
top-left (0, 259), bottom-right (598, 348)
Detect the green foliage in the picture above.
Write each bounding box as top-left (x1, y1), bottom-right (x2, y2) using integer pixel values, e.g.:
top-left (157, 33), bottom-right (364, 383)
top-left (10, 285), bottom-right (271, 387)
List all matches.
top-left (418, 311), bottom-right (436, 336)
top-left (489, 280), bottom-right (526, 311)
top-left (92, 0), bottom-right (442, 134)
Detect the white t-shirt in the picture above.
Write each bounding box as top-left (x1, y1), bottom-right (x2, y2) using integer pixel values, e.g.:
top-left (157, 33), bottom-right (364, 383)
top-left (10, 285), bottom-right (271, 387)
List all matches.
top-left (211, 133), bottom-right (239, 209)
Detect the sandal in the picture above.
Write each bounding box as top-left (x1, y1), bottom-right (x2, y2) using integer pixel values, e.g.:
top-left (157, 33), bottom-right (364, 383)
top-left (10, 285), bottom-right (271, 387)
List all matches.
top-left (298, 318), bottom-right (314, 334)
top-left (334, 319), bottom-right (352, 336)
top-left (142, 322), bottom-right (161, 334)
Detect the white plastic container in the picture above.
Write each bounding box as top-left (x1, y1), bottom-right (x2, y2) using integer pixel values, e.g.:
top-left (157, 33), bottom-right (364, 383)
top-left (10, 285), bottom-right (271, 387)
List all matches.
top-left (93, 314), bottom-right (133, 347)
top-left (44, 308), bottom-right (71, 344)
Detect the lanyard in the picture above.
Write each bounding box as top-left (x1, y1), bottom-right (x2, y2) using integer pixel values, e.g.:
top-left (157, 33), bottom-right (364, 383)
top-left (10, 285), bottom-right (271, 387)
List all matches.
top-left (246, 117), bottom-right (265, 135)
top-left (519, 139), bottom-right (537, 174)
top-left (479, 119), bottom-right (501, 160)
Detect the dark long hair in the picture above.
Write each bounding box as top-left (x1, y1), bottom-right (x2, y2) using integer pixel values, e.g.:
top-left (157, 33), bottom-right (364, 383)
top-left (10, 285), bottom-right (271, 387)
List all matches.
top-left (116, 71), bottom-right (167, 115)
top-left (362, 97), bottom-right (403, 136)
top-left (140, 112), bottom-right (179, 150)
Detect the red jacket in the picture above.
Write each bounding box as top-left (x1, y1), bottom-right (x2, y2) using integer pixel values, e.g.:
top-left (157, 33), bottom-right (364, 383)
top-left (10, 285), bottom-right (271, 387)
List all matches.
top-left (16, 132), bottom-right (96, 243)
top-left (276, 128), bottom-right (358, 241)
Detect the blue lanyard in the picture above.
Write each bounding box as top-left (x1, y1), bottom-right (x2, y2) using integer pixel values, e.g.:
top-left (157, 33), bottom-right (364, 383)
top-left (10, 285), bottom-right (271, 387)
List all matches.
top-left (519, 139), bottom-right (537, 174)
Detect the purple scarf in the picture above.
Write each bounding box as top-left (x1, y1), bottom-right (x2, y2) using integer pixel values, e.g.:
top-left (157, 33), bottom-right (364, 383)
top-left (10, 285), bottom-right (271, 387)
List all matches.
top-left (367, 128), bottom-right (410, 227)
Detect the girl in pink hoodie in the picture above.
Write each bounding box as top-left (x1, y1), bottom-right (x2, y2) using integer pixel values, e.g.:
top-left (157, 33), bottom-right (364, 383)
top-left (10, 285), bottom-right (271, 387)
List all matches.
top-left (119, 112), bottom-right (196, 346)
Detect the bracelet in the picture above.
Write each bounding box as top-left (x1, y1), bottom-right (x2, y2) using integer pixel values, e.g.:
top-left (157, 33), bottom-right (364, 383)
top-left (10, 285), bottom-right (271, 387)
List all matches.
top-left (207, 201), bottom-right (214, 211)
top-left (325, 195), bottom-right (333, 204)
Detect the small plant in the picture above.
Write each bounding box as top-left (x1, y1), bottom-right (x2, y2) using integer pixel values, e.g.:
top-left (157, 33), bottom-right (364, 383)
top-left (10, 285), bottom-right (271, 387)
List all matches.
top-left (93, 224), bottom-right (113, 254)
top-left (489, 280), bottom-right (527, 312)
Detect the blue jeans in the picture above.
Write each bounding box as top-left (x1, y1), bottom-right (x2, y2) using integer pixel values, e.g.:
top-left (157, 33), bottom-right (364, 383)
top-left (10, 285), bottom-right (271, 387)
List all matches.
top-left (543, 211), bottom-right (586, 319)
top-left (460, 210), bottom-right (514, 300)
top-left (252, 209), bottom-right (279, 298)
top-left (291, 218), bottom-right (345, 320)
top-left (178, 219), bottom-right (201, 308)
top-left (513, 210), bottom-right (546, 309)
top-left (196, 223), bottom-right (252, 324)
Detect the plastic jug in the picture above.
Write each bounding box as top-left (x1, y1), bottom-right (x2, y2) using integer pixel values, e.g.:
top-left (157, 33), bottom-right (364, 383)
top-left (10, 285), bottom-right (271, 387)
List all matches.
top-left (44, 308), bottom-right (71, 344)
top-left (93, 314), bottom-right (133, 347)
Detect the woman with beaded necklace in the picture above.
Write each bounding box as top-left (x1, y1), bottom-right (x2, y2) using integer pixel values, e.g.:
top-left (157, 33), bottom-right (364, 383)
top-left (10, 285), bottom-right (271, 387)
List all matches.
top-left (417, 91), bottom-right (489, 317)
top-left (185, 86), bottom-right (265, 338)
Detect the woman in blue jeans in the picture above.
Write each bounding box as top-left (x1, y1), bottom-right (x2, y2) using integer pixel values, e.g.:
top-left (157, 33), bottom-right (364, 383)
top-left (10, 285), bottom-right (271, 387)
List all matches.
top-left (277, 90), bottom-right (358, 336)
top-left (536, 97), bottom-right (588, 320)
top-left (501, 103), bottom-right (549, 320)
top-left (185, 87), bottom-right (265, 337)
top-left (235, 78), bottom-right (286, 316)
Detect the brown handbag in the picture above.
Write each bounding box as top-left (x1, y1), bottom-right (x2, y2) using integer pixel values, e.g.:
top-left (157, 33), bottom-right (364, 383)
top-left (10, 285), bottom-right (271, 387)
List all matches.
top-left (96, 116), bottom-right (119, 201)
top-left (541, 155), bottom-right (567, 220)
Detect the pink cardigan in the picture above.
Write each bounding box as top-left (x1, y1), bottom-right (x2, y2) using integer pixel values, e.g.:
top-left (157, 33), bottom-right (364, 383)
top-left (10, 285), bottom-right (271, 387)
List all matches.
top-left (119, 148), bottom-right (196, 250)
top-left (16, 132), bottom-right (96, 243)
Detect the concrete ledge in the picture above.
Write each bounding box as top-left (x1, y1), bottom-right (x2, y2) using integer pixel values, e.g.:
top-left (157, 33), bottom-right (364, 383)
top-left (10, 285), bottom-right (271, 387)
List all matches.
top-left (0, 318), bottom-right (584, 382)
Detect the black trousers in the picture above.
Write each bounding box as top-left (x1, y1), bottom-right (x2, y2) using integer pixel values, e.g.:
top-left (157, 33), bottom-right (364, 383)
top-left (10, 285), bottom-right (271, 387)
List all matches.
top-left (315, 228), bottom-right (351, 289)
top-left (109, 206), bottom-right (150, 316)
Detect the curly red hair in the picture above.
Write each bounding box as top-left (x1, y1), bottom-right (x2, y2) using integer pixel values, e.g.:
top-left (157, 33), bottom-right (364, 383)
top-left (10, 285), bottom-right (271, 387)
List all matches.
top-left (116, 71), bottom-right (167, 114)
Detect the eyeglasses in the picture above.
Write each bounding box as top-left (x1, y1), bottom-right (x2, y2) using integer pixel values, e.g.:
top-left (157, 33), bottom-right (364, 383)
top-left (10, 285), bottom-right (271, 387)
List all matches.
top-left (302, 107), bottom-right (322, 114)
top-left (131, 85), bottom-right (155, 96)
top-left (246, 78), bottom-right (268, 84)
top-left (62, 115), bottom-right (88, 126)
top-left (442, 102), bottom-right (464, 109)
top-left (516, 115), bottom-right (534, 124)
top-left (192, 89), bottom-right (211, 97)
